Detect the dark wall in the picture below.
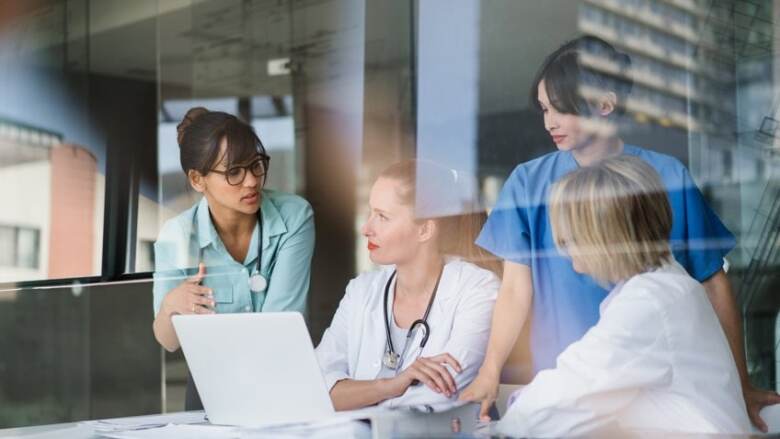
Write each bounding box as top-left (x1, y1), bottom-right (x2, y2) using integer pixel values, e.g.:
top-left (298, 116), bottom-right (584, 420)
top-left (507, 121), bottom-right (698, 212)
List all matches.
top-left (0, 282), bottom-right (160, 428)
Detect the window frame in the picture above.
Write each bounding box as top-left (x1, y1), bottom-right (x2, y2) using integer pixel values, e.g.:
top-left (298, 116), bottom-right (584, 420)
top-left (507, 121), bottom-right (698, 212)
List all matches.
top-left (0, 133), bottom-right (150, 290)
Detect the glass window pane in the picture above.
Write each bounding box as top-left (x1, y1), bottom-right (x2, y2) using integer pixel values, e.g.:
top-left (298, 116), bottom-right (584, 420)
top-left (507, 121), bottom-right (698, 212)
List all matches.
top-left (2, 0), bottom-right (780, 431)
top-left (0, 0), bottom-right (104, 283)
top-left (0, 226), bottom-right (15, 267)
top-left (16, 227), bottom-right (39, 270)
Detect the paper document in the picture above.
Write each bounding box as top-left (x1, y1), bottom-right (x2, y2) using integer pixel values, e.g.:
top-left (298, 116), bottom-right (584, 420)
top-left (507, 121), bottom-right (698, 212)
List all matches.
top-left (79, 411), bottom-right (208, 435)
top-left (97, 424), bottom-right (238, 439)
top-left (242, 417), bottom-right (371, 439)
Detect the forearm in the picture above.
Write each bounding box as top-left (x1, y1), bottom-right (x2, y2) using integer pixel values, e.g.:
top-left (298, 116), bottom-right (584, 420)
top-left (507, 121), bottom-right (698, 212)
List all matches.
top-left (329, 378), bottom-right (404, 411)
top-left (481, 293), bottom-right (529, 377)
top-left (703, 270), bottom-right (748, 384)
top-left (153, 306), bottom-right (181, 352)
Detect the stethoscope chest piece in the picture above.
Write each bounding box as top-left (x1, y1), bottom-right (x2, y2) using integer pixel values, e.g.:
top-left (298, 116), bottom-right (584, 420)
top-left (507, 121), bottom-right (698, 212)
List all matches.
top-left (383, 350), bottom-right (400, 370)
top-left (248, 272), bottom-right (267, 293)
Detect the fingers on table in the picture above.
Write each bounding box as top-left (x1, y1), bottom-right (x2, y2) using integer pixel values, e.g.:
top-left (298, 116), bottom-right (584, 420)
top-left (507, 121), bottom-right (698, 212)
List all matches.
top-left (479, 399), bottom-right (493, 421)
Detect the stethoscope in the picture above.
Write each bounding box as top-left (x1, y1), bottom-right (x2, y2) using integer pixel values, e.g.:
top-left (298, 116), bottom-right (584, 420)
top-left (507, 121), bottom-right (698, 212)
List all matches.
top-left (381, 266), bottom-right (444, 370)
top-left (247, 208), bottom-right (267, 293)
top-left (198, 207), bottom-right (267, 293)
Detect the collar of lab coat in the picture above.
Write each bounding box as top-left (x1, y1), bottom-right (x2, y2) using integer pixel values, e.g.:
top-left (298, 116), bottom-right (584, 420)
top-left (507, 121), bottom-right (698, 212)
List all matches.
top-left (385, 259), bottom-right (462, 312)
top-left (599, 258), bottom-right (687, 315)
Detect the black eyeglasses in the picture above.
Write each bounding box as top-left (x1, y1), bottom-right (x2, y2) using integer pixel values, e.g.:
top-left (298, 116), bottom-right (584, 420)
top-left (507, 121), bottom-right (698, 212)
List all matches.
top-left (210, 155), bottom-right (270, 186)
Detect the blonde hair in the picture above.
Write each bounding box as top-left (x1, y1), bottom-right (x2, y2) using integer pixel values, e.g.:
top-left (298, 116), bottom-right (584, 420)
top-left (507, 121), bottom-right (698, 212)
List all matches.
top-left (379, 160), bottom-right (502, 276)
top-left (549, 156), bottom-right (672, 284)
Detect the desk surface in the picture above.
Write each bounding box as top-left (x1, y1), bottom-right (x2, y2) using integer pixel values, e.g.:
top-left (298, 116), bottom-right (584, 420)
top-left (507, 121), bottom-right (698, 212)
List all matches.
top-left (0, 405), bottom-right (482, 439)
top-left (0, 412), bottom-right (205, 439)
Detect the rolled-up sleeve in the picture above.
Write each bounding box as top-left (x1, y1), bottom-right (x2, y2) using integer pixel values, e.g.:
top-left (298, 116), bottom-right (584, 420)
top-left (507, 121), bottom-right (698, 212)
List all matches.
top-left (672, 167), bottom-right (735, 282)
top-left (152, 230), bottom-right (188, 316)
top-left (315, 279), bottom-right (358, 391)
top-left (261, 202), bottom-right (315, 315)
top-left (476, 167), bottom-right (533, 266)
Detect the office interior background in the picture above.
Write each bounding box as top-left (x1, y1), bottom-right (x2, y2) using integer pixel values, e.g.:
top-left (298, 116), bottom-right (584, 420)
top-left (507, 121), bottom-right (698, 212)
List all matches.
top-left (0, 0), bottom-right (779, 428)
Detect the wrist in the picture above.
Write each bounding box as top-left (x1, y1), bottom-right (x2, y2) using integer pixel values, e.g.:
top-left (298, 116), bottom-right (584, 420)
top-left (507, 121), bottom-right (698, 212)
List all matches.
top-left (161, 300), bottom-right (175, 319)
top-left (479, 362), bottom-right (502, 382)
top-left (382, 376), bottom-right (408, 398)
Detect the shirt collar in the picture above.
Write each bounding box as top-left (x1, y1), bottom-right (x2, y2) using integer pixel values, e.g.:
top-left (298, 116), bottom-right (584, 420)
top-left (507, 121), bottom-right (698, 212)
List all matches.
top-left (563, 143), bottom-right (639, 169)
top-left (195, 192), bottom-right (288, 251)
top-left (196, 197), bottom-right (218, 249)
top-left (259, 191), bottom-right (288, 240)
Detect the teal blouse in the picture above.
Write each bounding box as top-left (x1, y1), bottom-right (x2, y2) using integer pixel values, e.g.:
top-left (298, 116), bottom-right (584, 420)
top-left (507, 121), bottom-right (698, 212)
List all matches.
top-left (152, 190), bottom-right (315, 316)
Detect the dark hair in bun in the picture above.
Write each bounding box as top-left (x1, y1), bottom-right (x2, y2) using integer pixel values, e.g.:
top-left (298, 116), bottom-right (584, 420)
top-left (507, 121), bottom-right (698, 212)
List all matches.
top-left (530, 35), bottom-right (633, 117)
top-left (176, 107), bottom-right (268, 177)
top-left (177, 107), bottom-right (209, 146)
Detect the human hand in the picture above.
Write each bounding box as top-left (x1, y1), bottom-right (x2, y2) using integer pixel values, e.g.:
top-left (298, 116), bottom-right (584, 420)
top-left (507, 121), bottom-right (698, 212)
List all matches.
top-left (395, 353), bottom-right (462, 398)
top-left (459, 369), bottom-right (499, 422)
top-left (744, 382), bottom-right (780, 432)
top-left (162, 263), bottom-right (215, 316)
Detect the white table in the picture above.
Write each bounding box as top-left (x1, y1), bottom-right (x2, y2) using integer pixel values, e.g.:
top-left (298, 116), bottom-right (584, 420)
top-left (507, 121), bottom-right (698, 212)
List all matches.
top-left (0, 404), bottom-right (481, 439)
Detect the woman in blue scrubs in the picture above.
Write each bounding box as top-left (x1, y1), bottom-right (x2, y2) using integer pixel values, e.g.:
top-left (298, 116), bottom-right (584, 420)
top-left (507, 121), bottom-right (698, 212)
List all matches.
top-left (459, 35), bottom-right (780, 429)
top-left (152, 107), bottom-right (315, 409)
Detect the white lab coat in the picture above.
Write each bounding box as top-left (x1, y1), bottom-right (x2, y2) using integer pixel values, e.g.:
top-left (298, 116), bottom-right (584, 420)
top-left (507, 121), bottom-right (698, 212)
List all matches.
top-left (498, 261), bottom-right (751, 437)
top-left (315, 259), bottom-right (499, 409)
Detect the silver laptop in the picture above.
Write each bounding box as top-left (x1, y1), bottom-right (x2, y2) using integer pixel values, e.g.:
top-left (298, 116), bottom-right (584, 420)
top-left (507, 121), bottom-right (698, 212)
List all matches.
top-left (171, 312), bottom-right (336, 427)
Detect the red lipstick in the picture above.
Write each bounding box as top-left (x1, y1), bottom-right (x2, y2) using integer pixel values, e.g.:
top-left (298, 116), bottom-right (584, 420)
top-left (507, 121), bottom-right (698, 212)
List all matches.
top-left (551, 135), bottom-right (567, 144)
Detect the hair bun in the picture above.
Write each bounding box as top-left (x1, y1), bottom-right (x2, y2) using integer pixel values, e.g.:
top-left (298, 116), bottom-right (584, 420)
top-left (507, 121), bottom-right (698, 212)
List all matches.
top-left (177, 107), bottom-right (209, 146)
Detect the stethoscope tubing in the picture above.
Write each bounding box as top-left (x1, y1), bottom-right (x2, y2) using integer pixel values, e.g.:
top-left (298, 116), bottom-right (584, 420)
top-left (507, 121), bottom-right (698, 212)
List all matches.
top-left (382, 265), bottom-right (444, 369)
top-left (197, 207), bottom-right (267, 294)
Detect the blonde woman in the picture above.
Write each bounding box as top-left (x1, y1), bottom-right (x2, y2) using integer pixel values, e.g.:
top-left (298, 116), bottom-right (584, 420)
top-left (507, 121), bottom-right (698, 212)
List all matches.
top-left (496, 156), bottom-right (750, 437)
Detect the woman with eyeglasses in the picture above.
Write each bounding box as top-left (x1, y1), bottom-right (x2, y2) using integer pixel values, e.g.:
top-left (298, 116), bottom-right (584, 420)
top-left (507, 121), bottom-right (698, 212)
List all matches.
top-left (152, 107), bottom-right (315, 409)
top-left (315, 160), bottom-right (499, 411)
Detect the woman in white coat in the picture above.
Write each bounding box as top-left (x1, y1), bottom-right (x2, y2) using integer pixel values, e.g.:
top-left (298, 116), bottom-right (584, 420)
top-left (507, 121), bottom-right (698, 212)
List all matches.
top-left (497, 156), bottom-right (750, 436)
top-left (315, 160), bottom-right (500, 411)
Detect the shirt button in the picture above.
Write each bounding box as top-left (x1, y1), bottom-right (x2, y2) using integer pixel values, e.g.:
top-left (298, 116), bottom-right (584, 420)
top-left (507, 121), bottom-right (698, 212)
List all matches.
top-left (244, 306), bottom-right (251, 312)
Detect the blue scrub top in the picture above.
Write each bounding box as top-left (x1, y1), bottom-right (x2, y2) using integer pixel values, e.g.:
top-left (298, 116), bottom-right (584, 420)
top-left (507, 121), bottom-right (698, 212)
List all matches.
top-left (477, 144), bottom-right (735, 373)
top-left (152, 189), bottom-right (315, 316)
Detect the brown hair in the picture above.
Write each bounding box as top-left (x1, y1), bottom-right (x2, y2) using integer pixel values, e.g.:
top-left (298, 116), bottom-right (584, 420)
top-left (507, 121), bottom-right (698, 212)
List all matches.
top-left (176, 107), bottom-right (267, 176)
top-left (379, 160), bottom-right (502, 276)
top-left (549, 156), bottom-right (672, 285)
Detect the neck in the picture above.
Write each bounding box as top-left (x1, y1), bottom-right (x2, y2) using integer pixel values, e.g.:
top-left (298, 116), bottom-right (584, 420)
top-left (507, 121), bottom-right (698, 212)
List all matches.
top-left (207, 200), bottom-right (257, 239)
top-left (572, 137), bottom-right (624, 167)
top-left (395, 249), bottom-right (444, 298)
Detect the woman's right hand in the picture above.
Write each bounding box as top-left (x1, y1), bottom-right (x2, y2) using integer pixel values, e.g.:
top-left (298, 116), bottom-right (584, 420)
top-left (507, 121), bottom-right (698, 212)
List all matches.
top-left (161, 263), bottom-right (215, 316)
top-left (459, 369), bottom-right (499, 421)
top-left (391, 353), bottom-right (462, 398)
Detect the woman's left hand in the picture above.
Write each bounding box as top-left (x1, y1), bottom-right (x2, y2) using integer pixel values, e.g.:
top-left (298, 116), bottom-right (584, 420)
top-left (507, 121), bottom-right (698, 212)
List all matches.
top-left (397, 353), bottom-right (462, 397)
top-left (744, 383), bottom-right (780, 432)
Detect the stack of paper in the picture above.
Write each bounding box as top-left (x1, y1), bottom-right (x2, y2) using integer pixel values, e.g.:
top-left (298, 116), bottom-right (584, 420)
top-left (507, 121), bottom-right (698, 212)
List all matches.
top-left (79, 411), bottom-right (212, 437)
top-left (242, 417), bottom-right (371, 439)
